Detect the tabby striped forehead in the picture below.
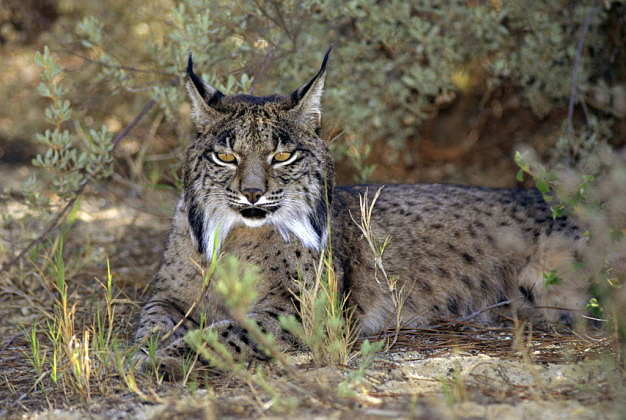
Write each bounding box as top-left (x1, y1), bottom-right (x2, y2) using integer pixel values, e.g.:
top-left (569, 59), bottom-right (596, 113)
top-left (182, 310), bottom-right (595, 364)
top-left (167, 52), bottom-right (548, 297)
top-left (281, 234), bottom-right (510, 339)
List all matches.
top-left (212, 114), bottom-right (296, 152)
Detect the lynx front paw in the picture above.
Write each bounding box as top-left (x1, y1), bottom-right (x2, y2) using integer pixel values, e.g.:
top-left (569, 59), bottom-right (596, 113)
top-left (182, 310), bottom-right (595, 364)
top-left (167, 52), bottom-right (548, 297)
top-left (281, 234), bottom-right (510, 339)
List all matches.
top-left (130, 340), bottom-right (195, 380)
top-left (190, 320), bottom-right (273, 363)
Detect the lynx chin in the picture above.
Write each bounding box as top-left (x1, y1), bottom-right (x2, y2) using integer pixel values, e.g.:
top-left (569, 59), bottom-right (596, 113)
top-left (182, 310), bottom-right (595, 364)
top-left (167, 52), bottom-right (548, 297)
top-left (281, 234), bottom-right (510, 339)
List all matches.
top-left (134, 49), bottom-right (590, 373)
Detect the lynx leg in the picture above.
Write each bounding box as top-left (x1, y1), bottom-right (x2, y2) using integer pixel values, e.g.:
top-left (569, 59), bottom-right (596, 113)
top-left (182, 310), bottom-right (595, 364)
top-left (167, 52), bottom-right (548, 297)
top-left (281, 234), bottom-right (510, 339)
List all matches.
top-left (151, 312), bottom-right (298, 376)
top-left (187, 309), bottom-right (300, 365)
top-left (135, 303), bottom-right (300, 376)
top-left (132, 297), bottom-right (199, 375)
top-left (517, 235), bottom-right (589, 328)
top-left (135, 297), bottom-right (199, 344)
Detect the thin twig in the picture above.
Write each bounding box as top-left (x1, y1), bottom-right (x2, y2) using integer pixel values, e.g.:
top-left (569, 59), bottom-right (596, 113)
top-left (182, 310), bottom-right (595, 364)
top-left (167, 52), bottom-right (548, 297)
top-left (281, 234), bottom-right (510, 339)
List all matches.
top-left (56, 47), bottom-right (176, 77)
top-left (581, 314), bottom-right (608, 322)
top-left (252, 0), bottom-right (295, 45)
top-left (0, 182), bottom-right (87, 273)
top-left (366, 299), bottom-right (517, 341)
top-left (571, 329), bottom-right (607, 343)
top-left (271, 1), bottom-right (297, 46)
top-left (567, 6), bottom-right (597, 134)
top-left (248, 47), bottom-right (276, 95)
top-left (456, 299), bottom-right (514, 323)
top-left (0, 99), bottom-right (157, 274)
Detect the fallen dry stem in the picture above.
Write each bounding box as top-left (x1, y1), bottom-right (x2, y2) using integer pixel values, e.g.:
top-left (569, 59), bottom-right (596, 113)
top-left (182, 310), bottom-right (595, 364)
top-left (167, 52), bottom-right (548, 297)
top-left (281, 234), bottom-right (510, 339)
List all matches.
top-left (362, 323), bottom-right (613, 364)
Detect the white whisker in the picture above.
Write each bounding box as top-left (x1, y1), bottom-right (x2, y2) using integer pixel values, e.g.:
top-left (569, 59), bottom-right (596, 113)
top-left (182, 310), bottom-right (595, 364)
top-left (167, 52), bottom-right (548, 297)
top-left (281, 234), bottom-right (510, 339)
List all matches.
top-left (185, 183), bottom-right (327, 262)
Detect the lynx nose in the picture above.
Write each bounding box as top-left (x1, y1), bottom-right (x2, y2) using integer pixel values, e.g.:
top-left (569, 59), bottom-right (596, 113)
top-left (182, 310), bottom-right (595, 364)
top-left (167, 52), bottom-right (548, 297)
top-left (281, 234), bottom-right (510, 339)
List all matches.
top-left (242, 188), bottom-right (263, 204)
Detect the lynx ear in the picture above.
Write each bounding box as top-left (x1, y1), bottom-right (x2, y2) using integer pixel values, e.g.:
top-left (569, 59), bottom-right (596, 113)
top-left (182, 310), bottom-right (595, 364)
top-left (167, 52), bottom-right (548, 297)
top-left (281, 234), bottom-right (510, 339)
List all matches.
top-left (185, 54), bottom-right (225, 128)
top-left (289, 48), bottom-right (331, 132)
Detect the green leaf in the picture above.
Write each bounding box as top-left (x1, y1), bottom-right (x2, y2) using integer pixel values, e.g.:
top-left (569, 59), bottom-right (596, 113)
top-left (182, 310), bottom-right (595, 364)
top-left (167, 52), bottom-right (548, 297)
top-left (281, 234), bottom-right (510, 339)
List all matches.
top-left (586, 298), bottom-right (603, 318)
top-left (550, 205), bottom-right (566, 219)
top-left (543, 270), bottom-right (561, 286)
top-left (36, 83), bottom-right (51, 98)
top-left (536, 178), bottom-right (550, 194)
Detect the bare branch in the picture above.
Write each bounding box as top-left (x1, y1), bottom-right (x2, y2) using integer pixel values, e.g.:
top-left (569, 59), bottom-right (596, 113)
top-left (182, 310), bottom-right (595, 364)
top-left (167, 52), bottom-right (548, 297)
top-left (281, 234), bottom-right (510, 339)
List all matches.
top-left (56, 47), bottom-right (176, 77)
top-left (0, 99), bottom-right (157, 274)
top-left (567, 6), bottom-right (598, 134)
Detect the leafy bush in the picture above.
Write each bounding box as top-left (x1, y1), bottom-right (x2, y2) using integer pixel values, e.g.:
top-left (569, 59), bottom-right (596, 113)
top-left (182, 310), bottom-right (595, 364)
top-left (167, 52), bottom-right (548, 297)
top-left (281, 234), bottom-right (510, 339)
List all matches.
top-left (516, 124), bottom-right (626, 359)
top-left (3, 0), bottom-right (624, 268)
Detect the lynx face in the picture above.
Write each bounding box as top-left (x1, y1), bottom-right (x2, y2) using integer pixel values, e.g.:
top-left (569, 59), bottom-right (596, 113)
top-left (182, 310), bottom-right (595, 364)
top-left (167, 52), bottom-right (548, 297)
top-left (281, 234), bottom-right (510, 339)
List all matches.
top-left (183, 52), bottom-right (334, 261)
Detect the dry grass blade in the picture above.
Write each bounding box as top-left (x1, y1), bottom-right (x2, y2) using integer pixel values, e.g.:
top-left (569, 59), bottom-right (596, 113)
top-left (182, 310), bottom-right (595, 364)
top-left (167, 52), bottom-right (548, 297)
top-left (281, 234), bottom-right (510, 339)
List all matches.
top-left (349, 187), bottom-right (407, 346)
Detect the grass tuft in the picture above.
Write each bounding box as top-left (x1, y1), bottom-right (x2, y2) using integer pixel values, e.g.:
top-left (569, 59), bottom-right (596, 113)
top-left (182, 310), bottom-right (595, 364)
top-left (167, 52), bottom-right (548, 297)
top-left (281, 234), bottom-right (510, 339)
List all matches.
top-left (350, 187), bottom-right (408, 345)
top-left (281, 245), bottom-right (357, 366)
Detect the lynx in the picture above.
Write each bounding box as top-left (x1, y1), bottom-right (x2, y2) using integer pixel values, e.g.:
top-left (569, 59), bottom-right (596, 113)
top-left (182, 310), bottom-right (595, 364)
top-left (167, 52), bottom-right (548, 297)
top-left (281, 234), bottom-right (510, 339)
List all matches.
top-left (134, 50), bottom-right (589, 373)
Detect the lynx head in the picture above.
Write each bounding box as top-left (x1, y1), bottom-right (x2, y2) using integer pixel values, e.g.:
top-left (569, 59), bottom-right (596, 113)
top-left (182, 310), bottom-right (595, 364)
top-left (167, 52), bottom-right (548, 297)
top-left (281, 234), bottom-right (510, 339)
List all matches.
top-left (183, 50), bottom-right (334, 261)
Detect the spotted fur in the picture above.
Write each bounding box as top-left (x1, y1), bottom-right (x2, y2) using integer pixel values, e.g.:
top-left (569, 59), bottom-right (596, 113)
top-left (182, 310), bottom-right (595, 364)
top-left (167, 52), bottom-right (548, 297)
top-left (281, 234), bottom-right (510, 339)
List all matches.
top-left (134, 50), bottom-right (590, 376)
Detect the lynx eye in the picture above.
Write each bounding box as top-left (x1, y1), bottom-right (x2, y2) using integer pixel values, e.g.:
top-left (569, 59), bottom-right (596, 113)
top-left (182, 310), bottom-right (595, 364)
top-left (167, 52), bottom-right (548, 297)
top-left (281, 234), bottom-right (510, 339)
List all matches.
top-left (272, 152), bottom-right (292, 163)
top-left (215, 152), bottom-right (237, 163)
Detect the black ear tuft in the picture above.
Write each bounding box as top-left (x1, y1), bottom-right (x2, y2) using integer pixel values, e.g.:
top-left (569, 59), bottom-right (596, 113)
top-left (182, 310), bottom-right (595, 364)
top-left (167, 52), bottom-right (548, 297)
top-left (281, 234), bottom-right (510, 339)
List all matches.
top-left (187, 53), bottom-right (193, 76)
top-left (291, 47), bottom-right (331, 104)
top-left (185, 53), bottom-right (225, 127)
top-left (320, 46), bottom-right (331, 73)
top-left (288, 48), bottom-right (331, 131)
top-left (187, 53), bottom-right (211, 103)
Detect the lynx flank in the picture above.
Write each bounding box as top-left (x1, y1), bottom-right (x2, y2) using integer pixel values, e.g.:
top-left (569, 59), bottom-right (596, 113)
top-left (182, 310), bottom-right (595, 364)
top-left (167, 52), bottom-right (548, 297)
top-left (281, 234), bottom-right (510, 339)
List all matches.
top-left (134, 50), bottom-right (589, 372)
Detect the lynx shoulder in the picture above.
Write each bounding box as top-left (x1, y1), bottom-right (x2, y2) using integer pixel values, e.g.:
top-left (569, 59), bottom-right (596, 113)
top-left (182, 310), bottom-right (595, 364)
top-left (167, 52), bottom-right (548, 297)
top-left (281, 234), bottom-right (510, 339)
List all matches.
top-left (134, 51), bottom-right (589, 372)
